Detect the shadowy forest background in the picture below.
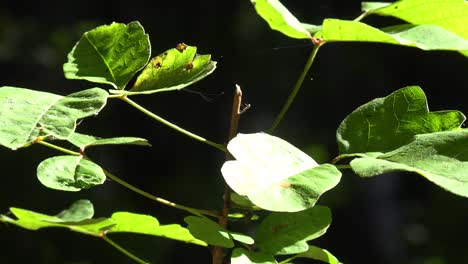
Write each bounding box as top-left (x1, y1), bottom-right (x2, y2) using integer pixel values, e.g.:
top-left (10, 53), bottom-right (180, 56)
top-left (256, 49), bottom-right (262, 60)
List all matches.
top-left (1, 1), bottom-right (467, 263)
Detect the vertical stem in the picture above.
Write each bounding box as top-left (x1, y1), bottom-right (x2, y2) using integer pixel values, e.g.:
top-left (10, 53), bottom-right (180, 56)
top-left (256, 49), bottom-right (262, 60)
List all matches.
top-left (268, 44), bottom-right (321, 134)
top-left (212, 85), bottom-right (244, 264)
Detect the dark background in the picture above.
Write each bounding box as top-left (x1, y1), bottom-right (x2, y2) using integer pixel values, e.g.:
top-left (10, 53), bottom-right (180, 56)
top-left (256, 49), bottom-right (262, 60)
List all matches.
top-left (1, 1), bottom-right (467, 263)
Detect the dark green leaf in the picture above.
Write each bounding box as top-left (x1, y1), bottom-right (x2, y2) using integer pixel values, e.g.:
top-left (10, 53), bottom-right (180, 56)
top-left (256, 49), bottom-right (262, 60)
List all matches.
top-left (231, 248), bottom-right (277, 264)
top-left (0, 87), bottom-right (108, 150)
top-left (184, 216), bottom-right (254, 247)
top-left (222, 133), bottom-right (341, 212)
top-left (250, 0), bottom-right (311, 39)
top-left (117, 44), bottom-right (216, 95)
top-left (337, 86), bottom-right (465, 154)
top-left (63, 21), bottom-right (151, 89)
top-left (350, 130), bottom-right (468, 198)
top-left (37, 155), bottom-right (106, 191)
top-left (256, 206), bottom-right (331, 255)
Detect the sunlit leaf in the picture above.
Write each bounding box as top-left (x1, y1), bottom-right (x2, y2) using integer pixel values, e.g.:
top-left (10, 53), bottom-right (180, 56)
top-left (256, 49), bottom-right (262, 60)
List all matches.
top-left (0, 87), bottom-right (108, 150)
top-left (337, 86), bottom-right (465, 154)
top-left (67, 133), bottom-right (151, 149)
top-left (63, 21), bottom-right (151, 89)
top-left (361, 2), bottom-right (391, 12)
top-left (318, 19), bottom-right (468, 51)
top-left (250, 0), bottom-right (311, 39)
top-left (231, 248), bottom-right (277, 264)
top-left (350, 130), bottom-right (468, 198)
top-left (296, 245), bottom-right (341, 264)
top-left (37, 155), bottom-right (106, 191)
top-left (255, 206), bottom-right (331, 255)
top-left (222, 133), bottom-right (341, 212)
top-left (119, 44), bottom-right (216, 95)
top-left (184, 216), bottom-right (254, 247)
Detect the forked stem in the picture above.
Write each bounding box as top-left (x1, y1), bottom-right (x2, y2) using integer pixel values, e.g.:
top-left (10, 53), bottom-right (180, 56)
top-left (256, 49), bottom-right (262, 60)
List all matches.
top-left (120, 96), bottom-right (227, 152)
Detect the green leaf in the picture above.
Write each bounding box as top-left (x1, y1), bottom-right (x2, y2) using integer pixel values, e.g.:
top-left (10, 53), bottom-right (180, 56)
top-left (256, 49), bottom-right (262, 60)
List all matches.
top-left (106, 212), bottom-right (206, 246)
top-left (318, 19), bottom-right (468, 51)
top-left (53, 199), bottom-right (94, 222)
top-left (250, 0), bottom-right (311, 39)
top-left (231, 248), bottom-right (277, 264)
top-left (255, 206), bottom-right (331, 255)
top-left (0, 87), bottom-right (108, 150)
top-left (184, 216), bottom-right (254, 248)
top-left (37, 155), bottom-right (106, 191)
top-left (63, 21), bottom-right (151, 89)
top-left (109, 44), bottom-right (216, 95)
top-left (221, 133), bottom-right (341, 212)
top-left (361, 2), bottom-right (391, 12)
top-left (296, 245), bottom-right (341, 264)
top-left (0, 202), bottom-right (206, 246)
top-left (350, 130), bottom-right (468, 198)
top-left (337, 86), bottom-right (465, 154)
top-left (67, 132), bottom-right (151, 150)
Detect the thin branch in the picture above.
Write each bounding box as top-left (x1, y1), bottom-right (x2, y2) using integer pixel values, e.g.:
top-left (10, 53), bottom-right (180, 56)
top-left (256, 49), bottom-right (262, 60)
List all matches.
top-left (102, 235), bottom-right (149, 264)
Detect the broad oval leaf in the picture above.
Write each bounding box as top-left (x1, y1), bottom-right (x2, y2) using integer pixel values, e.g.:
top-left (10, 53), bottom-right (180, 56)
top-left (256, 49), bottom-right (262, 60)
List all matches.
top-left (63, 21), bottom-right (151, 89)
top-left (231, 248), bottom-right (277, 264)
top-left (318, 19), bottom-right (468, 51)
top-left (255, 206), bottom-right (331, 255)
top-left (296, 245), bottom-right (341, 264)
top-left (250, 0), bottom-right (311, 39)
top-left (0, 87), bottom-right (108, 150)
top-left (221, 133), bottom-right (341, 212)
top-left (337, 86), bottom-right (465, 154)
top-left (184, 216), bottom-right (254, 248)
top-left (37, 155), bottom-right (106, 191)
top-left (350, 130), bottom-right (468, 198)
top-left (67, 132), bottom-right (151, 150)
top-left (118, 44), bottom-right (216, 95)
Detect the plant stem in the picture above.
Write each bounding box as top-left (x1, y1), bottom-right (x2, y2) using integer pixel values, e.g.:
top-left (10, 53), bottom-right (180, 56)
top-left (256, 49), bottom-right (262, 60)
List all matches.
top-left (103, 168), bottom-right (220, 218)
top-left (120, 96), bottom-right (227, 152)
top-left (36, 140), bottom-right (81, 156)
top-left (354, 11), bottom-right (370, 21)
top-left (335, 164), bottom-right (352, 170)
top-left (102, 236), bottom-right (149, 264)
top-left (268, 44), bottom-right (321, 134)
top-left (212, 85), bottom-right (244, 264)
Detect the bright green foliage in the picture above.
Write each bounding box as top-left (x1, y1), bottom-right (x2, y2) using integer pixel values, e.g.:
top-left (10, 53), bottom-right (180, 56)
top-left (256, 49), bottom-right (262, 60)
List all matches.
top-left (295, 245), bottom-right (341, 264)
top-left (350, 129), bottom-right (468, 197)
top-left (361, 2), bottom-right (391, 12)
top-left (37, 155), bottom-right (106, 191)
top-left (255, 206), bottom-right (331, 255)
top-left (67, 133), bottom-right (151, 149)
top-left (0, 200), bottom-right (206, 246)
top-left (337, 86), bottom-right (465, 154)
top-left (184, 216), bottom-right (254, 248)
top-left (222, 133), bottom-right (341, 212)
top-left (231, 248), bottom-right (277, 264)
top-left (63, 21), bottom-right (150, 89)
top-left (318, 19), bottom-right (468, 51)
top-left (121, 44), bottom-right (216, 95)
top-left (0, 87), bottom-right (108, 150)
top-left (250, 0), bottom-right (311, 39)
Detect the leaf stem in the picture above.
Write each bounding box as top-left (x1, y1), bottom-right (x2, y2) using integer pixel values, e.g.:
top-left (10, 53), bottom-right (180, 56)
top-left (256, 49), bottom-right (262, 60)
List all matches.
top-left (102, 236), bottom-right (149, 264)
top-left (103, 168), bottom-right (220, 218)
top-left (354, 11), bottom-right (370, 22)
top-left (268, 44), bottom-right (321, 133)
top-left (335, 164), bottom-right (352, 170)
top-left (36, 140), bottom-right (81, 156)
top-left (120, 96), bottom-right (227, 152)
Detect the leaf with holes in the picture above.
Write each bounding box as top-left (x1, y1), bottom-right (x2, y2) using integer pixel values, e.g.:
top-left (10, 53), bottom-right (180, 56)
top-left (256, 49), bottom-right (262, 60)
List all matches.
top-left (337, 86), bottom-right (465, 154)
top-left (221, 133), bottom-right (341, 212)
top-left (63, 21), bottom-right (151, 89)
top-left (350, 130), bottom-right (468, 198)
top-left (255, 206), bottom-right (331, 255)
top-left (37, 155), bottom-right (106, 191)
top-left (111, 44), bottom-right (216, 95)
top-left (0, 87), bottom-right (108, 150)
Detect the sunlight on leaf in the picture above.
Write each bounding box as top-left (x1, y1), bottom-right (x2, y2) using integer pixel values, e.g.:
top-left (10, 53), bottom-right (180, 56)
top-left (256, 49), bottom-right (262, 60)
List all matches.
top-left (296, 245), bottom-right (341, 264)
top-left (231, 248), bottom-right (277, 264)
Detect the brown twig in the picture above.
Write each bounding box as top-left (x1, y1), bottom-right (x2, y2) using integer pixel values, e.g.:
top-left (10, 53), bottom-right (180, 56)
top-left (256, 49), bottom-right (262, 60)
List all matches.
top-left (212, 84), bottom-right (245, 264)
